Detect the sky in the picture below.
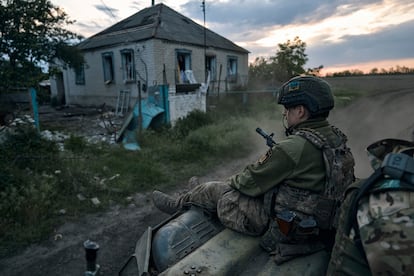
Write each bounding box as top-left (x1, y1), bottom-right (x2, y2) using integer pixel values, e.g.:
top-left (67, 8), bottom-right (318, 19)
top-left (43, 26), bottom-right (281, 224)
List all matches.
top-left (53, 0), bottom-right (414, 75)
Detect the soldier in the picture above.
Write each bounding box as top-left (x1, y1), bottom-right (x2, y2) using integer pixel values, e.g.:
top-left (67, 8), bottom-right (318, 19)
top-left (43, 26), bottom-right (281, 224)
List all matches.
top-left (152, 75), bottom-right (355, 264)
top-left (327, 138), bottom-right (414, 275)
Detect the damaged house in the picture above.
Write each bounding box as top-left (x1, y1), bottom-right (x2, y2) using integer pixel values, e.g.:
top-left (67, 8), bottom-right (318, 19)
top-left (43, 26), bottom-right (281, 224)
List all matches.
top-left (50, 3), bottom-right (249, 125)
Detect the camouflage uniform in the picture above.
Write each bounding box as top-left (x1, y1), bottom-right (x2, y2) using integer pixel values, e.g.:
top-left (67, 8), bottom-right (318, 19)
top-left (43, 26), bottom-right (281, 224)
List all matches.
top-left (173, 118), bottom-right (350, 238)
top-left (153, 76), bottom-right (355, 265)
top-left (327, 139), bottom-right (414, 276)
top-left (326, 180), bottom-right (372, 276)
top-left (358, 190), bottom-right (414, 275)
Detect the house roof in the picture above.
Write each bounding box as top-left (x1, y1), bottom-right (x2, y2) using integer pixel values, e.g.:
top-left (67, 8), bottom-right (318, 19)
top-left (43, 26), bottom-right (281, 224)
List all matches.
top-left (78, 3), bottom-right (249, 54)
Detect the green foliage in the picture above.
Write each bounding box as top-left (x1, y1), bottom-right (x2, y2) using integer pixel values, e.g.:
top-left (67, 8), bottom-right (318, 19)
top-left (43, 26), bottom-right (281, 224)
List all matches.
top-left (248, 57), bottom-right (278, 89)
top-left (0, 0), bottom-right (84, 91)
top-left (271, 36), bottom-right (308, 81)
top-left (184, 117), bottom-right (252, 158)
top-left (0, 96), bottom-right (287, 256)
top-left (0, 126), bottom-right (60, 171)
top-left (332, 88), bottom-right (363, 107)
top-left (54, 42), bottom-right (85, 71)
top-left (0, 106), bottom-right (261, 256)
top-left (64, 135), bottom-right (87, 153)
top-left (326, 66), bottom-right (414, 77)
top-left (249, 36), bottom-right (308, 88)
top-left (0, 126), bottom-right (62, 254)
top-left (171, 109), bottom-right (214, 139)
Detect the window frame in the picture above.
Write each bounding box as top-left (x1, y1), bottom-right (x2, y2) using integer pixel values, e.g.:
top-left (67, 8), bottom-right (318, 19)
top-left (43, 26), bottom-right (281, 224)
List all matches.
top-left (227, 56), bottom-right (238, 83)
top-left (74, 64), bottom-right (85, 85)
top-left (175, 49), bottom-right (192, 84)
top-left (206, 55), bottom-right (217, 81)
top-left (120, 49), bottom-right (135, 83)
top-left (102, 52), bottom-right (115, 84)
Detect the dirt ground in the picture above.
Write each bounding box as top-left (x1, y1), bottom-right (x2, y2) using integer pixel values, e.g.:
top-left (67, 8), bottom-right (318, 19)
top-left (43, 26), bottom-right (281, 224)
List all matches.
top-left (0, 88), bottom-right (413, 275)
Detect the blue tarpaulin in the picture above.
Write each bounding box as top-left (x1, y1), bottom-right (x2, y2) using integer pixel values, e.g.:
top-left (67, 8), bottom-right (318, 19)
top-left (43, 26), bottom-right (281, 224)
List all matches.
top-left (139, 100), bottom-right (165, 129)
top-left (119, 98), bottom-right (165, 151)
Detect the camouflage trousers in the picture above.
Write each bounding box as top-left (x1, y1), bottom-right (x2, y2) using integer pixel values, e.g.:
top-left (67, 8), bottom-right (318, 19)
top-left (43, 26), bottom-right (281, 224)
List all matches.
top-left (177, 181), bottom-right (269, 236)
top-left (357, 190), bottom-right (414, 275)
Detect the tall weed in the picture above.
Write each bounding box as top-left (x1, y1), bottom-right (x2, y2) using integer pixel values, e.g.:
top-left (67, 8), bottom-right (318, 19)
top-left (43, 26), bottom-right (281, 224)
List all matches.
top-left (0, 96), bottom-right (282, 256)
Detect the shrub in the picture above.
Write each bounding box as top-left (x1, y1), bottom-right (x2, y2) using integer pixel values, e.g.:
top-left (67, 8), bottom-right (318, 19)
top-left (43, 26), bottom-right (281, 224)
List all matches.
top-left (0, 97), bottom-right (281, 256)
top-left (64, 134), bottom-right (87, 153)
top-left (171, 109), bottom-right (213, 139)
top-left (0, 126), bottom-right (62, 254)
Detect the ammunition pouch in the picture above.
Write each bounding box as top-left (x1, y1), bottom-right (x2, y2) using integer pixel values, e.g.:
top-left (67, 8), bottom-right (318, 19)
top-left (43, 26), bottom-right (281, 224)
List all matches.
top-left (260, 219), bottom-right (325, 265)
top-left (260, 184), bottom-right (339, 263)
top-left (265, 184), bottom-right (338, 230)
top-left (261, 213), bottom-right (320, 248)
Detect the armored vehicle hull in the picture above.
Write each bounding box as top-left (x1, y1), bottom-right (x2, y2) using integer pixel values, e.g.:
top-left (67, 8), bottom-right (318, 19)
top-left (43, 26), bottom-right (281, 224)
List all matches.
top-left (119, 205), bottom-right (330, 275)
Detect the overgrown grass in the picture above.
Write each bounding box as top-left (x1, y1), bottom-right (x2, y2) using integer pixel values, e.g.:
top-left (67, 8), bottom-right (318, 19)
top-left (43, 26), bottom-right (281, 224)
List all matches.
top-left (0, 97), bottom-right (280, 257)
top-left (0, 91), bottom-right (357, 257)
top-left (332, 87), bottom-right (364, 107)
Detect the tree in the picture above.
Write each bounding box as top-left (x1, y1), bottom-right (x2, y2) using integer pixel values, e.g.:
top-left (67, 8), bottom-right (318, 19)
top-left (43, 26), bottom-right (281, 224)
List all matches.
top-left (248, 37), bottom-right (309, 88)
top-left (248, 56), bottom-right (274, 88)
top-left (0, 0), bottom-right (84, 92)
top-left (307, 65), bottom-right (324, 77)
top-left (270, 36), bottom-right (308, 81)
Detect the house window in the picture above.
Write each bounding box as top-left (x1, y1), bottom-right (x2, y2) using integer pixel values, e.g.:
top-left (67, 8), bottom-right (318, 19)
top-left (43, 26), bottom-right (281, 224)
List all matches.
top-left (227, 56), bottom-right (238, 83)
top-left (74, 64), bottom-right (85, 85)
top-left (102, 52), bottom-right (114, 84)
top-left (206, 55), bottom-right (217, 81)
top-left (176, 49), bottom-right (192, 83)
top-left (121, 49), bottom-right (135, 82)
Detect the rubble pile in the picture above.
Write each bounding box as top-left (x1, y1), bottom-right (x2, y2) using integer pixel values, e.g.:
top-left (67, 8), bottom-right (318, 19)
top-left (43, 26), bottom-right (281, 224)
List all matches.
top-left (0, 105), bottom-right (126, 149)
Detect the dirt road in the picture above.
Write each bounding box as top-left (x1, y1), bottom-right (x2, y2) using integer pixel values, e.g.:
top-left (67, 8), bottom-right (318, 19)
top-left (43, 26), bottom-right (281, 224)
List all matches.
top-left (330, 88), bottom-right (414, 178)
top-left (1, 89), bottom-right (413, 275)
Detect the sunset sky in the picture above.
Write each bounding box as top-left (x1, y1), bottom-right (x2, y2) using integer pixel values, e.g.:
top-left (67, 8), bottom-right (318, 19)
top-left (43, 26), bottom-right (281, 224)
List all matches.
top-left (54, 0), bottom-right (414, 75)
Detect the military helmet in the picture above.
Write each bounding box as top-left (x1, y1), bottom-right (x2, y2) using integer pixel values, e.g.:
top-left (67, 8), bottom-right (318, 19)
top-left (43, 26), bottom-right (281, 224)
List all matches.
top-left (277, 76), bottom-right (334, 116)
top-left (366, 138), bottom-right (414, 170)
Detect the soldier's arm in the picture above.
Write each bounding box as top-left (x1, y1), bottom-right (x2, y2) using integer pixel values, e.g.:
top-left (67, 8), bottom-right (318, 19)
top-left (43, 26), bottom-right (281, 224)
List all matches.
top-left (227, 146), bottom-right (296, 196)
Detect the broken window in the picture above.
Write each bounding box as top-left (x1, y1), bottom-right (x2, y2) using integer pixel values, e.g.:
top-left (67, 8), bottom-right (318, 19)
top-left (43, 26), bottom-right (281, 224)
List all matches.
top-left (102, 52), bottom-right (114, 84)
top-left (206, 55), bottom-right (217, 81)
top-left (176, 50), bottom-right (192, 83)
top-left (74, 64), bottom-right (85, 85)
top-left (227, 56), bottom-right (238, 83)
top-left (121, 49), bottom-right (135, 82)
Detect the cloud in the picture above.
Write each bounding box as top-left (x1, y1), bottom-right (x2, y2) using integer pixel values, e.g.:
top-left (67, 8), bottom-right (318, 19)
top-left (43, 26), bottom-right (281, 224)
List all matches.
top-left (307, 19), bottom-right (414, 68)
top-left (130, 1), bottom-right (145, 11)
top-left (174, 0), bottom-right (414, 70)
top-left (181, 0), bottom-right (378, 28)
top-left (55, 0), bottom-right (414, 71)
top-left (94, 3), bottom-right (120, 20)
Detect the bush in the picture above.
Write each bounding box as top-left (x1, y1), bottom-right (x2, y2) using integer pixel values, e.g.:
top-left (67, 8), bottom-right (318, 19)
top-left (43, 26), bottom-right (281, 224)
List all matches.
top-left (0, 99), bottom-right (278, 257)
top-left (64, 134), bottom-right (87, 153)
top-left (184, 117), bottom-right (253, 159)
top-left (0, 126), bottom-right (62, 254)
top-left (171, 109), bottom-right (213, 139)
top-left (332, 88), bottom-right (362, 107)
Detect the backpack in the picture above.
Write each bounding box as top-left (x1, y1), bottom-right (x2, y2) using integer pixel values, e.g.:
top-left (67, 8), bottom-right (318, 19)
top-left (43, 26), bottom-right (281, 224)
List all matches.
top-left (327, 141), bottom-right (414, 275)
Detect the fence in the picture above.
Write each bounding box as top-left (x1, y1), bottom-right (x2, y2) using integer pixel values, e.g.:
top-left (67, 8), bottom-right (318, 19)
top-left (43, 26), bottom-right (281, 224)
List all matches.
top-left (207, 89), bottom-right (277, 108)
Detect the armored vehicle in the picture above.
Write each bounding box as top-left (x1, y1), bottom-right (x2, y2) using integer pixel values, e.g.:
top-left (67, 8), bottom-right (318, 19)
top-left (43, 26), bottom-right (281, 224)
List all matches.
top-left (118, 204), bottom-right (330, 276)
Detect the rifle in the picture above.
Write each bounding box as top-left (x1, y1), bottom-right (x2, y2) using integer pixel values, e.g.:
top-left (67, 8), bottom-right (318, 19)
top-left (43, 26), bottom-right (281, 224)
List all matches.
top-left (256, 127), bottom-right (276, 148)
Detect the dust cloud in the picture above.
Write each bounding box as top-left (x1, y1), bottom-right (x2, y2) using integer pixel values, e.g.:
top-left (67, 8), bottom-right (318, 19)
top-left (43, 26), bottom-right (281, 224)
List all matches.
top-left (243, 87), bottom-right (414, 180)
top-left (330, 89), bottom-right (414, 179)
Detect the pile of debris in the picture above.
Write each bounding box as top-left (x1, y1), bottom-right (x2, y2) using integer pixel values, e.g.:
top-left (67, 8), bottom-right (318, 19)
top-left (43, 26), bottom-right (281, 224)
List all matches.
top-left (0, 105), bottom-right (126, 149)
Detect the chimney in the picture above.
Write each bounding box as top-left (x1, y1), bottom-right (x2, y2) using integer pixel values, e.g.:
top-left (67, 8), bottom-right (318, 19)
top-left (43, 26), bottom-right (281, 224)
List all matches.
top-left (152, 0), bottom-right (154, 6)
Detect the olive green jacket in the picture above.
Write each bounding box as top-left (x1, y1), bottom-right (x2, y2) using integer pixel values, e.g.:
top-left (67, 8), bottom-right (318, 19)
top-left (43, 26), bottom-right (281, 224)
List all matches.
top-left (227, 119), bottom-right (344, 197)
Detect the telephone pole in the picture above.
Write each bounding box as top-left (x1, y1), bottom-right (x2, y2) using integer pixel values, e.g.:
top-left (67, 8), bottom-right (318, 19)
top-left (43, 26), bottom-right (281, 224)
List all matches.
top-left (202, 1), bottom-right (207, 82)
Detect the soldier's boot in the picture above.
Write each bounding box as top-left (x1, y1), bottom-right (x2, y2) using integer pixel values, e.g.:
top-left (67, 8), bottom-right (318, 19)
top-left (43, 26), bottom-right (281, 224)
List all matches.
top-left (152, 190), bottom-right (180, 214)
